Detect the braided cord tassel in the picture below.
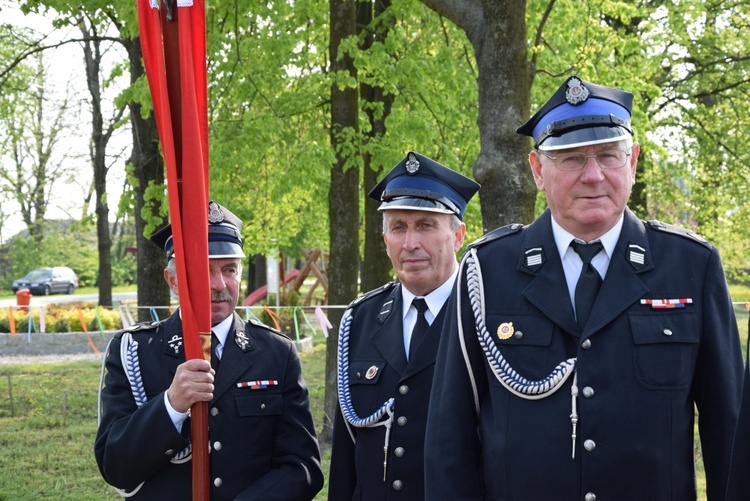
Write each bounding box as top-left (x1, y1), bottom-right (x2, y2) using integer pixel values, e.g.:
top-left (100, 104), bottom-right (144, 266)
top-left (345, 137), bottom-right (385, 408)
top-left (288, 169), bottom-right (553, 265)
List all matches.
top-left (120, 332), bottom-right (191, 465)
top-left (121, 333), bottom-right (148, 408)
top-left (466, 249), bottom-right (576, 399)
top-left (337, 310), bottom-right (395, 427)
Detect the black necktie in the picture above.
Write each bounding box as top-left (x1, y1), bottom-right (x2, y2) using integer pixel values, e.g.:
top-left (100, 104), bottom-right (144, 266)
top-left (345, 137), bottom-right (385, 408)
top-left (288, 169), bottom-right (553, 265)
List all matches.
top-left (409, 298), bottom-right (429, 360)
top-left (571, 241), bottom-right (604, 328)
top-left (211, 331), bottom-right (221, 372)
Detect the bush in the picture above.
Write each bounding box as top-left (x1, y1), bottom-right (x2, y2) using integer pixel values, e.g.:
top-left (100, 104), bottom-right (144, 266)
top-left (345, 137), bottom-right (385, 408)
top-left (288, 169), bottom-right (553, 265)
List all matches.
top-left (0, 304), bottom-right (122, 333)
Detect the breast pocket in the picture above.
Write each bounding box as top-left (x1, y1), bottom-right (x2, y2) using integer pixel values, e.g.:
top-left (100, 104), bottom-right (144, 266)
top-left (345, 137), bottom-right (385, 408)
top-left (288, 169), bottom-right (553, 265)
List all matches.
top-left (486, 314), bottom-right (555, 381)
top-left (235, 393), bottom-right (282, 457)
top-left (235, 393), bottom-right (283, 417)
top-left (630, 312), bottom-right (699, 390)
top-left (346, 361), bottom-right (388, 415)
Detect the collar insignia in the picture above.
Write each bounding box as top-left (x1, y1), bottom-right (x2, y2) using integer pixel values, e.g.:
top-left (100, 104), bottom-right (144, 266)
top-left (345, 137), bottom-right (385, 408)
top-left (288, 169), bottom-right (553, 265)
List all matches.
top-left (166, 334), bottom-right (183, 356)
top-left (565, 77), bottom-right (589, 105)
top-left (235, 330), bottom-right (251, 352)
top-left (524, 246), bottom-right (545, 271)
top-left (627, 243), bottom-right (647, 270)
top-left (378, 299), bottom-right (394, 323)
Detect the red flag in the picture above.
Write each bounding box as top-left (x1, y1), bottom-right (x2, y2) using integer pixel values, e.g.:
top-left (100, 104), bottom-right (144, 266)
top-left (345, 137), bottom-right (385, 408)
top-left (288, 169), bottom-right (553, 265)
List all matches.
top-left (136, 0), bottom-right (211, 498)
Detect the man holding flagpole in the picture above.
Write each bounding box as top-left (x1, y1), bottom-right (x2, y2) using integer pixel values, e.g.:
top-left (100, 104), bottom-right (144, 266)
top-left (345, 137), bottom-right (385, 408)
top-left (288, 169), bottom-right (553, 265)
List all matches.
top-left (95, 201), bottom-right (323, 500)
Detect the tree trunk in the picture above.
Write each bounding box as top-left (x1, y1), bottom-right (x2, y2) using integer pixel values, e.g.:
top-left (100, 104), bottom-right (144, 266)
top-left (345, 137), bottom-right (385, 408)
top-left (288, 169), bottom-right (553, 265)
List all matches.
top-left (324, 0), bottom-right (360, 446)
top-left (360, 0), bottom-right (395, 293)
top-left (245, 254), bottom-right (267, 298)
top-left (472, 2), bottom-right (536, 230)
top-left (124, 38), bottom-right (170, 322)
top-left (420, 0), bottom-right (537, 231)
top-left (80, 20), bottom-right (113, 307)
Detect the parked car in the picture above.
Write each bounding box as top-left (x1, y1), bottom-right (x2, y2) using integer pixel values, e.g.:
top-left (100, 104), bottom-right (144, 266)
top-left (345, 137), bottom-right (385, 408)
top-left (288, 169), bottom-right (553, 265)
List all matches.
top-left (11, 267), bottom-right (79, 295)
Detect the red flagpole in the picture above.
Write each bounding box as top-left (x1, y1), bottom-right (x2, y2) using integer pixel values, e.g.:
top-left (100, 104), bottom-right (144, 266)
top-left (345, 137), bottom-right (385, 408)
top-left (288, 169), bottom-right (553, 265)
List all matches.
top-left (136, 0), bottom-right (211, 498)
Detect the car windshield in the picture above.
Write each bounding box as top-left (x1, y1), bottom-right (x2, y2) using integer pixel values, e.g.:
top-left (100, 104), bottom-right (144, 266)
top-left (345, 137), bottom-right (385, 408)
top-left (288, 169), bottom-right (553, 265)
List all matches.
top-left (24, 269), bottom-right (52, 280)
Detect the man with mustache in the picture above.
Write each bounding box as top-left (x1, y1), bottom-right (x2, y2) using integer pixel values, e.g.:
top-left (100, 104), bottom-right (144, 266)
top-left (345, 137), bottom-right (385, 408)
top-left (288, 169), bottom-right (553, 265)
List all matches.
top-left (329, 152), bottom-right (479, 500)
top-left (95, 201), bottom-right (323, 500)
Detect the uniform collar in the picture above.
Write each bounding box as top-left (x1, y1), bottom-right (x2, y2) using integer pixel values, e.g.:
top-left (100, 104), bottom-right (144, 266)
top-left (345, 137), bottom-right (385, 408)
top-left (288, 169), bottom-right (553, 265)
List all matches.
top-left (177, 309), bottom-right (233, 345)
top-left (211, 314), bottom-right (234, 346)
top-left (400, 265), bottom-right (458, 320)
top-left (550, 214), bottom-right (623, 261)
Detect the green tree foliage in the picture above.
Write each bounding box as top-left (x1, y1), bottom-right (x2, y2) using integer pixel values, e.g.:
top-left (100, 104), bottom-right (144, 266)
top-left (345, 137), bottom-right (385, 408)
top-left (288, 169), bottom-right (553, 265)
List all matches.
top-left (525, 0), bottom-right (750, 279)
top-left (206, 0), bottom-right (332, 258)
top-left (5, 0), bottom-right (750, 283)
top-left (204, 0), bottom-right (484, 256)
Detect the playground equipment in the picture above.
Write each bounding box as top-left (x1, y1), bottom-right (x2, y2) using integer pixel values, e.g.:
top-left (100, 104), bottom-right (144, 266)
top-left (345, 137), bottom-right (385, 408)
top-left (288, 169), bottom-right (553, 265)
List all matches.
top-left (243, 249), bottom-right (328, 307)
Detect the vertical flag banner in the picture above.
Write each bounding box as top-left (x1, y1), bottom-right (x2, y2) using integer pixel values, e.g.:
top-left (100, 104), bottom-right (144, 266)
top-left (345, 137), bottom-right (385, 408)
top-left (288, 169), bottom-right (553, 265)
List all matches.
top-left (136, 0), bottom-right (212, 498)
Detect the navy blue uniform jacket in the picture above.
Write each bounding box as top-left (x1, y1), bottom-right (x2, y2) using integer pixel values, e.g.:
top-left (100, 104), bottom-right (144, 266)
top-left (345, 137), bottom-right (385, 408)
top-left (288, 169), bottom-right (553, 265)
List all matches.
top-left (726, 315), bottom-right (750, 500)
top-left (424, 209), bottom-right (742, 501)
top-left (329, 283), bottom-right (446, 501)
top-left (95, 312), bottom-right (323, 500)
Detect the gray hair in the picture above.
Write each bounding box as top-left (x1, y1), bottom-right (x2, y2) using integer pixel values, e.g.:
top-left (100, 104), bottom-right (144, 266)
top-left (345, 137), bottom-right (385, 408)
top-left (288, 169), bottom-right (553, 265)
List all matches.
top-left (382, 212), bottom-right (462, 235)
top-left (165, 257), bottom-right (177, 276)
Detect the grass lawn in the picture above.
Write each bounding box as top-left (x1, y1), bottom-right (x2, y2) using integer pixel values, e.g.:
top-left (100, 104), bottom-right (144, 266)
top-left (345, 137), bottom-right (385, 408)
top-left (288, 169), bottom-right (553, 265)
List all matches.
top-left (1, 310), bottom-right (749, 500)
top-left (0, 341), bottom-right (331, 501)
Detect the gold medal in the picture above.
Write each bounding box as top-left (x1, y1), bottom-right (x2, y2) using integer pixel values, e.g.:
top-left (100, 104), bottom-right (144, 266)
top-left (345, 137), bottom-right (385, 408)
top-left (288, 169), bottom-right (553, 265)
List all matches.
top-left (497, 322), bottom-right (514, 340)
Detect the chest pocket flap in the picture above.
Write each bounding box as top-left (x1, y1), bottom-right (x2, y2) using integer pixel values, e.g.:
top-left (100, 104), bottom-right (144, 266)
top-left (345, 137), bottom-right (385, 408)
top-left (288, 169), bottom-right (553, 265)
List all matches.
top-left (629, 312), bottom-right (699, 389)
top-left (486, 314), bottom-right (555, 380)
top-left (486, 314), bottom-right (554, 347)
top-left (236, 394), bottom-right (283, 416)
top-left (348, 361), bottom-right (386, 385)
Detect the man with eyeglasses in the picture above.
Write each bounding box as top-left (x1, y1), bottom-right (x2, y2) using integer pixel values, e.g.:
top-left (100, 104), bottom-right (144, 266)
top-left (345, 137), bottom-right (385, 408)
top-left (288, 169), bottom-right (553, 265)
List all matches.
top-left (424, 76), bottom-right (743, 500)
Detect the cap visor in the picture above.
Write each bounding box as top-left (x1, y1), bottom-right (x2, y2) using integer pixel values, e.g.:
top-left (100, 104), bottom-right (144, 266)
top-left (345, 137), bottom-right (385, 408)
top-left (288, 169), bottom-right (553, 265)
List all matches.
top-left (539, 126), bottom-right (631, 151)
top-left (378, 197), bottom-right (456, 215)
top-left (208, 241), bottom-right (246, 259)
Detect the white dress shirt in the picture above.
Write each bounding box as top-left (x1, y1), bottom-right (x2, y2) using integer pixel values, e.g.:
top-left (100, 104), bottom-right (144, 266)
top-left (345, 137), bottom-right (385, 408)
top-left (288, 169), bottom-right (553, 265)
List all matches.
top-left (400, 266), bottom-right (458, 358)
top-left (550, 215), bottom-right (623, 315)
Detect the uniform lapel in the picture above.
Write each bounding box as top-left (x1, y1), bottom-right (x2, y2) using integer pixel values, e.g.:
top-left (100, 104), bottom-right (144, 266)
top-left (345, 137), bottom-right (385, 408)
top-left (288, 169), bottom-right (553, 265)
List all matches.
top-left (520, 211), bottom-right (580, 336)
top-left (584, 209), bottom-right (651, 335)
top-left (160, 312), bottom-right (190, 375)
top-left (371, 286), bottom-right (408, 375)
top-left (212, 314), bottom-right (252, 401)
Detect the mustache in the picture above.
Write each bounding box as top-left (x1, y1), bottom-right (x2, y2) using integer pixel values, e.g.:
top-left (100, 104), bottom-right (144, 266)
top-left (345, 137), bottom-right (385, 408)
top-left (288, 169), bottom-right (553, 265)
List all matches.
top-left (212, 291), bottom-right (234, 302)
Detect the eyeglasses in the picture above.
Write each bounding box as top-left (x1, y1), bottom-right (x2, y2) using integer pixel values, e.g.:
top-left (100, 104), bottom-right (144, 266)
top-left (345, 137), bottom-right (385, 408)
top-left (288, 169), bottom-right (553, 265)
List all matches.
top-left (540, 149), bottom-right (631, 171)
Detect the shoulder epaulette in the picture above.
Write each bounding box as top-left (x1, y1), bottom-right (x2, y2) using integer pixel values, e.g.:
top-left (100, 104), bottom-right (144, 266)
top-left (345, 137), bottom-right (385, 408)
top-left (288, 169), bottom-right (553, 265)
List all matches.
top-left (246, 317), bottom-right (289, 339)
top-left (468, 223), bottom-right (524, 249)
top-left (122, 320), bottom-right (161, 333)
top-left (349, 282), bottom-right (398, 309)
top-left (645, 219), bottom-right (710, 247)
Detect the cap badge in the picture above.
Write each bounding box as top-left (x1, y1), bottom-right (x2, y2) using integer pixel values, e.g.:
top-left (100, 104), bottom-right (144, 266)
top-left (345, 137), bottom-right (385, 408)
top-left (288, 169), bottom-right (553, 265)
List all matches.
top-left (565, 77), bottom-right (589, 105)
top-left (365, 365), bottom-right (379, 380)
top-left (497, 322), bottom-right (514, 340)
top-left (405, 153), bottom-right (420, 174)
top-left (207, 201), bottom-right (225, 224)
